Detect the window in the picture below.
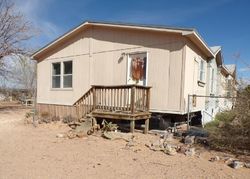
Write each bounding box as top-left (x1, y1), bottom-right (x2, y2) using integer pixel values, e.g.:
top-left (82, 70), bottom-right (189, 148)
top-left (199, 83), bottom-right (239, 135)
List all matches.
top-left (199, 59), bottom-right (205, 83)
top-left (52, 61), bottom-right (73, 89)
top-left (52, 63), bottom-right (61, 88)
top-left (63, 61), bottom-right (72, 88)
top-left (211, 68), bottom-right (214, 93)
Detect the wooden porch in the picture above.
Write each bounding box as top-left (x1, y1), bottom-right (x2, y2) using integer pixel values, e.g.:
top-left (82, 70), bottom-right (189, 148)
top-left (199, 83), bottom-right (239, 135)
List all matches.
top-left (74, 85), bottom-right (151, 133)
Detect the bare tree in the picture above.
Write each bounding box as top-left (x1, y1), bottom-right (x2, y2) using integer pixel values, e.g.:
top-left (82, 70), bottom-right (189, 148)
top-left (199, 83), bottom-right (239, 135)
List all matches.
top-left (8, 55), bottom-right (36, 96)
top-left (0, 0), bottom-right (34, 76)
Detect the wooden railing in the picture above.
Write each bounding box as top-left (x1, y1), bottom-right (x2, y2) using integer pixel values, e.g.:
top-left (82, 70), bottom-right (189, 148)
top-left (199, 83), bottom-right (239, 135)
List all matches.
top-left (74, 85), bottom-right (151, 120)
top-left (74, 88), bottom-right (94, 119)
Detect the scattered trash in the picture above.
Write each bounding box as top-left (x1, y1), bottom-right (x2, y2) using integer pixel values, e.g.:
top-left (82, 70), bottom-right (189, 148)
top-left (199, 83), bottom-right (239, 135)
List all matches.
top-left (210, 156), bottom-right (220, 162)
top-left (184, 148), bottom-right (195, 156)
top-left (164, 144), bottom-right (177, 156)
top-left (184, 135), bottom-right (195, 145)
top-left (146, 139), bottom-right (165, 151)
top-left (230, 160), bottom-right (244, 169)
top-left (195, 136), bottom-right (209, 146)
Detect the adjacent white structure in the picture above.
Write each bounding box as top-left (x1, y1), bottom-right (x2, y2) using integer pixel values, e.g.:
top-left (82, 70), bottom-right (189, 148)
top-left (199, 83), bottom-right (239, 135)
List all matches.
top-left (202, 46), bottom-right (222, 124)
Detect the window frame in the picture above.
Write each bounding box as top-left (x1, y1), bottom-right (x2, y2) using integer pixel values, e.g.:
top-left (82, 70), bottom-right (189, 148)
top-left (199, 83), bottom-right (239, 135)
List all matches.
top-left (198, 57), bottom-right (206, 86)
top-left (52, 62), bottom-right (61, 89)
top-left (210, 68), bottom-right (214, 94)
top-left (62, 61), bottom-right (73, 88)
top-left (51, 60), bottom-right (73, 90)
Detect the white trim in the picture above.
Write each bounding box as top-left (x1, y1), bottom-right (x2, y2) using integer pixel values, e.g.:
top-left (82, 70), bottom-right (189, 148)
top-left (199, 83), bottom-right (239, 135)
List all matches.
top-left (126, 51), bottom-right (148, 86)
top-left (32, 21), bottom-right (214, 60)
top-left (51, 59), bottom-right (73, 90)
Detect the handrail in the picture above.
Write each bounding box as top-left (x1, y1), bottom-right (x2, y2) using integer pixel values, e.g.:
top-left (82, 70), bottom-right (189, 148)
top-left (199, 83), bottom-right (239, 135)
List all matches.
top-left (92, 84), bottom-right (152, 89)
top-left (74, 87), bottom-right (93, 105)
top-left (74, 85), bottom-right (151, 120)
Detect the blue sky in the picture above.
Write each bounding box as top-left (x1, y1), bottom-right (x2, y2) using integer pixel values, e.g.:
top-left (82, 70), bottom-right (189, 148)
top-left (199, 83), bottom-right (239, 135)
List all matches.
top-left (16, 0), bottom-right (250, 80)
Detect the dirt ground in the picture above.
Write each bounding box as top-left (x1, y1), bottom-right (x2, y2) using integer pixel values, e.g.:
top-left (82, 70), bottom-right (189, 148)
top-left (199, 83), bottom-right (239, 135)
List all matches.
top-left (0, 103), bottom-right (250, 179)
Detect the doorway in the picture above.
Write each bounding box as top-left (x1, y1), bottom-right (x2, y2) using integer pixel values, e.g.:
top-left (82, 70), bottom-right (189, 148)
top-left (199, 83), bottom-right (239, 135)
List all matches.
top-left (127, 52), bottom-right (148, 86)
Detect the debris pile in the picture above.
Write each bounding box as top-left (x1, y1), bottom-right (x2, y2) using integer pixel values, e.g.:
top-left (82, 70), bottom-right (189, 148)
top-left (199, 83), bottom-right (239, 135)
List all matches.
top-left (64, 116), bottom-right (99, 139)
top-left (60, 118), bottom-right (122, 140)
top-left (209, 155), bottom-right (250, 169)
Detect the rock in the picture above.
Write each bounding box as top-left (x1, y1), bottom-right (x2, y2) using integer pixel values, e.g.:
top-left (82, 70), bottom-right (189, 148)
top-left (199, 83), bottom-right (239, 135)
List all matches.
top-left (67, 131), bottom-right (77, 139)
top-left (230, 161), bottom-right (244, 169)
top-left (126, 139), bottom-right (136, 147)
top-left (68, 122), bottom-right (81, 129)
top-left (184, 147), bottom-right (195, 156)
top-left (184, 135), bottom-right (195, 145)
top-left (210, 156), bottom-right (220, 162)
top-left (163, 132), bottom-right (173, 142)
top-left (164, 144), bottom-right (177, 156)
top-left (177, 145), bottom-right (189, 154)
top-left (76, 131), bottom-right (87, 138)
top-left (148, 139), bottom-right (164, 151)
top-left (224, 157), bottom-right (234, 165)
top-left (245, 162), bottom-right (250, 168)
top-left (103, 131), bottom-right (133, 142)
top-left (56, 133), bottom-right (65, 138)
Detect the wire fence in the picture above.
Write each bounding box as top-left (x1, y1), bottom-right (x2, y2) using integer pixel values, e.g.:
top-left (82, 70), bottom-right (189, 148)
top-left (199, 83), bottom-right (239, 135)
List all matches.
top-left (187, 94), bottom-right (237, 129)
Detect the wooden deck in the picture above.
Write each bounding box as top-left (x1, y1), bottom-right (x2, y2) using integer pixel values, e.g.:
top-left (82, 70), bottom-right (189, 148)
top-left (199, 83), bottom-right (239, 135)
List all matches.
top-left (74, 85), bottom-right (151, 133)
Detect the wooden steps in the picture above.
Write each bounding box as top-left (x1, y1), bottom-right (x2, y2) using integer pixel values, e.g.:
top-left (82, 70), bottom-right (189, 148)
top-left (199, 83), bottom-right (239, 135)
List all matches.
top-left (74, 85), bottom-right (151, 133)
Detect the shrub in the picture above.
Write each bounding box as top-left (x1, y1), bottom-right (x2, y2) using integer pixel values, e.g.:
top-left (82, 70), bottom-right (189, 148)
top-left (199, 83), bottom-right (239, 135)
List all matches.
top-left (205, 86), bottom-right (250, 154)
top-left (39, 112), bottom-right (51, 123)
top-left (62, 115), bottom-right (76, 124)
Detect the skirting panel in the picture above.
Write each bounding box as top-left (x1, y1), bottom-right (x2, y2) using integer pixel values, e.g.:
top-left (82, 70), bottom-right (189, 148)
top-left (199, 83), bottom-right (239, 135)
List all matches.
top-left (37, 103), bottom-right (77, 118)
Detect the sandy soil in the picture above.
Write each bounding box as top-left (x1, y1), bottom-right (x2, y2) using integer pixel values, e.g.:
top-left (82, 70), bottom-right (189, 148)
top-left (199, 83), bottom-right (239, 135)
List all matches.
top-left (0, 103), bottom-right (250, 179)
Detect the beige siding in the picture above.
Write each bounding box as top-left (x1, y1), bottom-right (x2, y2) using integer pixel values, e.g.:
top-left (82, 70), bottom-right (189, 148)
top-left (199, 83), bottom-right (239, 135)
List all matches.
top-left (37, 29), bottom-right (92, 105)
top-left (183, 40), bottom-right (208, 113)
top-left (37, 26), bottom-right (186, 113)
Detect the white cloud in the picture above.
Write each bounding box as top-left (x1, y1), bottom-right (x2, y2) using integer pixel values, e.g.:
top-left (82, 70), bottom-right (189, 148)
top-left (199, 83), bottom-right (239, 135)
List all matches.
top-left (239, 67), bottom-right (250, 72)
top-left (14, 0), bottom-right (62, 42)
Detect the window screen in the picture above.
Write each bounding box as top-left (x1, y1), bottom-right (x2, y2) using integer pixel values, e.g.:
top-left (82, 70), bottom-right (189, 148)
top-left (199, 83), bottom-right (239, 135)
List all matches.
top-left (63, 61), bottom-right (72, 88)
top-left (52, 63), bottom-right (61, 88)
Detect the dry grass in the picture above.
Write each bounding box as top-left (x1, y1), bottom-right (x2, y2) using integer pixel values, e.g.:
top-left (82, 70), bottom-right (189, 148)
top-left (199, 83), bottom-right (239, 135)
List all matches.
top-left (205, 86), bottom-right (250, 154)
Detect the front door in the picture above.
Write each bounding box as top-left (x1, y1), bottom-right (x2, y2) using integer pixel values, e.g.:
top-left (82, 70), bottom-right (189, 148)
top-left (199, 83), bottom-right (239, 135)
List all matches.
top-left (127, 52), bottom-right (148, 86)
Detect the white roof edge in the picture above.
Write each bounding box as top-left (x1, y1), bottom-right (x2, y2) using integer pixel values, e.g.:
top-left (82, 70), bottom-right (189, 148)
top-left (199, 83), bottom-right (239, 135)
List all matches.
top-left (222, 64), bottom-right (236, 76)
top-left (210, 46), bottom-right (222, 56)
top-left (32, 21), bottom-right (214, 59)
top-left (192, 31), bottom-right (214, 57)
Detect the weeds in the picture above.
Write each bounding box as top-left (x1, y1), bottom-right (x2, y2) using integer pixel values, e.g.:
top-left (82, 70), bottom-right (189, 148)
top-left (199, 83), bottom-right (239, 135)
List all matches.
top-left (205, 86), bottom-right (250, 153)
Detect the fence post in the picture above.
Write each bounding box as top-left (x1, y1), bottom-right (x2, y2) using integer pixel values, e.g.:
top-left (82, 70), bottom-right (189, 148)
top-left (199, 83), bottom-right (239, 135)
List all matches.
top-left (187, 94), bottom-right (191, 130)
top-left (92, 87), bottom-right (96, 110)
top-left (131, 86), bottom-right (135, 114)
top-left (146, 88), bottom-right (151, 111)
